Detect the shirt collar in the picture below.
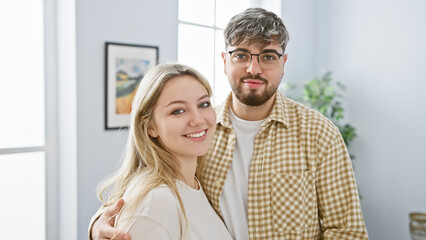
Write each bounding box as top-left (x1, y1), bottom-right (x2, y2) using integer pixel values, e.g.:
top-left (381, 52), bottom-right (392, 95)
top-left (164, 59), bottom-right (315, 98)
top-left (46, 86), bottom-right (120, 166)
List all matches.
top-left (215, 93), bottom-right (233, 129)
top-left (215, 91), bottom-right (290, 129)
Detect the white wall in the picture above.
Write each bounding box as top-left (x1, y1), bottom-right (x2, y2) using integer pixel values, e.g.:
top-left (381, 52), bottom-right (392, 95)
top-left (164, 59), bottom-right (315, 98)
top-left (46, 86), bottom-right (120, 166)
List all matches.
top-left (281, 0), bottom-right (316, 84)
top-left (283, 0), bottom-right (426, 239)
top-left (74, 1), bottom-right (178, 239)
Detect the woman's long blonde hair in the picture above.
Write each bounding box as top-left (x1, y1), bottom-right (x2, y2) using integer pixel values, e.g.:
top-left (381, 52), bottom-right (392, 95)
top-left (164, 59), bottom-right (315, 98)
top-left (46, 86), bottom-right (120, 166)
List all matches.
top-left (97, 63), bottom-right (212, 226)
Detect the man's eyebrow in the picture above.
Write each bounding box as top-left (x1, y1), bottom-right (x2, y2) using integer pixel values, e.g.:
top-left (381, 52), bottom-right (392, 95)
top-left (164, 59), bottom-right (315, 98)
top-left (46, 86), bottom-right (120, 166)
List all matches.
top-left (230, 48), bottom-right (282, 54)
top-left (165, 94), bottom-right (210, 107)
top-left (230, 47), bottom-right (250, 52)
top-left (262, 49), bottom-right (282, 54)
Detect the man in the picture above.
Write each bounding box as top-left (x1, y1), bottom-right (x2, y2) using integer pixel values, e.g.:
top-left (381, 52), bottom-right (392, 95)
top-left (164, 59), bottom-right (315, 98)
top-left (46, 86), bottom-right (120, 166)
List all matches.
top-left (90, 8), bottom-right (368, 240)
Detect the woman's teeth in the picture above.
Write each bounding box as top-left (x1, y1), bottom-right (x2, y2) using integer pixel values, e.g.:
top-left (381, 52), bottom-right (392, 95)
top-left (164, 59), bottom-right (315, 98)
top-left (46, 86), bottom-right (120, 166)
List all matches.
top-left (186, 130), bottom-right (206, 138)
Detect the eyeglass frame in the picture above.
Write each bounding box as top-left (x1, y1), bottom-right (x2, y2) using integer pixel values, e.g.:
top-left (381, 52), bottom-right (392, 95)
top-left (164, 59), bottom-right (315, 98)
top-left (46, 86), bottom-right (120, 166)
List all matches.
top-left (225, 49), bottom-right (284, 69)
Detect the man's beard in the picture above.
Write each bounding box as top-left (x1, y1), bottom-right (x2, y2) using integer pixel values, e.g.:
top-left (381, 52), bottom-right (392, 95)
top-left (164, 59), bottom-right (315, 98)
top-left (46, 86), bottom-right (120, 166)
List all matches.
top-left (231, 75), bottom-right (278, 106)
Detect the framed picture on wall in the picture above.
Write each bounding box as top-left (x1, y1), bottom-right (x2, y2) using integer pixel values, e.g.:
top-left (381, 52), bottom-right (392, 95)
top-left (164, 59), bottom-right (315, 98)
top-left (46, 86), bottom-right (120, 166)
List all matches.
top-left (105, 42), bottom-right (159, 130)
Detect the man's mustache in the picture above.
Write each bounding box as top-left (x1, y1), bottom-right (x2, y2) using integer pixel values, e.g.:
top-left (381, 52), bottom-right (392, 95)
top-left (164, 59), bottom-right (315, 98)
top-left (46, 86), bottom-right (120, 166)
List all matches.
top-left (240, 75), bottom-right (267, 82)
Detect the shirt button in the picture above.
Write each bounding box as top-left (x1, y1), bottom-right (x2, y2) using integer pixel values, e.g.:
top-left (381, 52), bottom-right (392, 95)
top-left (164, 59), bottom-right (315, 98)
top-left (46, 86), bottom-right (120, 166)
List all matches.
top-left (215, 181), bottom-right (221, 187)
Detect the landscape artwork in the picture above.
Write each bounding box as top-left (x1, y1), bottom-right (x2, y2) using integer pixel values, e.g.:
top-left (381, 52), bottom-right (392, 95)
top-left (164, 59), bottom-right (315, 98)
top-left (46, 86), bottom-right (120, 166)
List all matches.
top-left (105, 42), bottom-right (158, 129)
top-left (115, 58), bottom-right (150, 114)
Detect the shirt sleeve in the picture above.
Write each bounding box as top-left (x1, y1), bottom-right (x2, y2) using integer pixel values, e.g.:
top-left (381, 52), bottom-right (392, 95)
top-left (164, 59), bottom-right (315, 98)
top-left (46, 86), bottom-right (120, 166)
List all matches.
top-left (88, 205), bottom-right (106, 240)
top-left (316, 133), bottom-right (369, 239)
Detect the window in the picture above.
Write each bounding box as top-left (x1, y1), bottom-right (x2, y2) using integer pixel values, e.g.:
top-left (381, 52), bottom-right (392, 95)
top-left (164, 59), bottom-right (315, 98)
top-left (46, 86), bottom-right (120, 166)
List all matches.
top-left (0, 0), bottom-right (56, 239)
top-left (178, 0), bottom-right (281, 105)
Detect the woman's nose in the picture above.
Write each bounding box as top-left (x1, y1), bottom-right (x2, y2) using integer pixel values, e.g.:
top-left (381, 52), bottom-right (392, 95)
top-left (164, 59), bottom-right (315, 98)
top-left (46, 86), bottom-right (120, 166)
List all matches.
top-left (188, 110), bottom-right (205, 127)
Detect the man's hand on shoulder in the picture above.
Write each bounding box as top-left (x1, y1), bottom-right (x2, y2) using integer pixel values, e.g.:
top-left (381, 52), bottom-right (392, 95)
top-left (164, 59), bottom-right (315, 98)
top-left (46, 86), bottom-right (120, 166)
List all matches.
top-left (91, 199), bottom-right (130, 240)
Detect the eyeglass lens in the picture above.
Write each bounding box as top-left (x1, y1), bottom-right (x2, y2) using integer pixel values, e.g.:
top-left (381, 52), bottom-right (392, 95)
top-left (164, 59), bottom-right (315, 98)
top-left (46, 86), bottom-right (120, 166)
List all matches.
top-left (229, 51), bottom-right (282, 69)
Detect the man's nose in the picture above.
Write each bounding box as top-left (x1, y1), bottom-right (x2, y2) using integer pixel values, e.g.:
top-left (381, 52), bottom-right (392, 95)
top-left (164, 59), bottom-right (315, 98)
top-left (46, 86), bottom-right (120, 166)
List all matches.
top-left (246, 55), bottom-right (262, 75)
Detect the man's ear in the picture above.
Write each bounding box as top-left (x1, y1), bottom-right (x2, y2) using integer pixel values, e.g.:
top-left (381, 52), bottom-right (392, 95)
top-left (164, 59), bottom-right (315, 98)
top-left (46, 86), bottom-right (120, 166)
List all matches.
top-left (222, 52), bottom-right (227, 75)
top-left (281, 53), bottom-right (288, 78)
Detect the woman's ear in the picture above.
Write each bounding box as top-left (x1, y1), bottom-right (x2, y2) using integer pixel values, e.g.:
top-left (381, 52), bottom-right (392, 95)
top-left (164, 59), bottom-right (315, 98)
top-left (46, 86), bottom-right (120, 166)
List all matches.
top-left (148, 126), bottom-right (158, 138)
top-left (144, 115), bottom-right (158, 138)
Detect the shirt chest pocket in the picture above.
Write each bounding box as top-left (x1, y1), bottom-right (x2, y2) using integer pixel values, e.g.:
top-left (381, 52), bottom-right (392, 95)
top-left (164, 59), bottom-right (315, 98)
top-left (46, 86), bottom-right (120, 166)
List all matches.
top-left (271, 171), bottom-right (316, 233)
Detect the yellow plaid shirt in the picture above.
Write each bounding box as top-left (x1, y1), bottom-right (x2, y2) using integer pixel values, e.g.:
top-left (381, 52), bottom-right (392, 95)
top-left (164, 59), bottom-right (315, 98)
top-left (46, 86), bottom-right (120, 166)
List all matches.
top-left (198, 92), bottom-right (368, 240)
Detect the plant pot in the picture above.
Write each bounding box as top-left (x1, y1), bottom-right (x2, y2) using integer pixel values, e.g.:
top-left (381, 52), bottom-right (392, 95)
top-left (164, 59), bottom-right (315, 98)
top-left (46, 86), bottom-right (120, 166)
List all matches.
top-left (410, 212), bottom-right (426, 240)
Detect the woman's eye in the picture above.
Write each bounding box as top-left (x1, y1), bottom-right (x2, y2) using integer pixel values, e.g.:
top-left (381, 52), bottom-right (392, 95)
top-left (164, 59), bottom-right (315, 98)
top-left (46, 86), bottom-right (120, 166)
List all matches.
top-left (200, 101), bottom-right (211, 108)
top-left (171, 109), bottom-right (184, 115)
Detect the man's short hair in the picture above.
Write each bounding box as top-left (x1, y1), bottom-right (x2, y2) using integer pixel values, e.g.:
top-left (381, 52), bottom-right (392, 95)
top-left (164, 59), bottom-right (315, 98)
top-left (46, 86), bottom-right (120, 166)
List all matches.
top-left (224, 8), bottom-right (290, 52)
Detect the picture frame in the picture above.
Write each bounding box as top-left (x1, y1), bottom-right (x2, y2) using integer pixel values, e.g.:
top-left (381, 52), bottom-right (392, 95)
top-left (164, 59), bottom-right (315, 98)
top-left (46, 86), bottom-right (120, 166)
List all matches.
top-left (105, 42), bottom-right (159, 130)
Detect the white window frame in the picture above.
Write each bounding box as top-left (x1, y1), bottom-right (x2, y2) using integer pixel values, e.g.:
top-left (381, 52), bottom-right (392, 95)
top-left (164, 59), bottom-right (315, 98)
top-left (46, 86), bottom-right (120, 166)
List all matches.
top-left (0, 0), bottom-right (58, 239)
top-left (44, 0), bottom-right (59, 239)
top-left (178, 4), bottom-right (222, 105)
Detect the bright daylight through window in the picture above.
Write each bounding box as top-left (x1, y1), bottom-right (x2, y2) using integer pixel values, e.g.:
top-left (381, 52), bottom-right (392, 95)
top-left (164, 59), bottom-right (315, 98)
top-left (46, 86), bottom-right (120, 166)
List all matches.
top-left (0, 1), bottom-right (46, 239)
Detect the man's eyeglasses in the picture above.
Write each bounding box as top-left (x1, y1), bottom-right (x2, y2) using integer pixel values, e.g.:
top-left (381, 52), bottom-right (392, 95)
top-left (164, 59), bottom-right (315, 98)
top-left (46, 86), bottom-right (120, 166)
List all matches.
top-left (226, 50), bottom-right (283, 70)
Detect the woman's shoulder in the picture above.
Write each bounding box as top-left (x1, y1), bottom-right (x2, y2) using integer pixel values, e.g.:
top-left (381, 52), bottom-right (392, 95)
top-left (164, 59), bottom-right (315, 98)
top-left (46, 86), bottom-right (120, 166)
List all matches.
top-left (118, 185), bottom-right (184, 239)
top-left (117, 184), bottom-right (184, 234)
top-left (130, 184), bottom-right (181, 216)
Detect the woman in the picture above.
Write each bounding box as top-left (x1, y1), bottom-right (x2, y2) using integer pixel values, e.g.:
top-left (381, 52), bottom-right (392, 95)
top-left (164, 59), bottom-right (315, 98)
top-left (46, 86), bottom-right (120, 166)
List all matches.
top-left (97, 63), bottom-right (232, 240)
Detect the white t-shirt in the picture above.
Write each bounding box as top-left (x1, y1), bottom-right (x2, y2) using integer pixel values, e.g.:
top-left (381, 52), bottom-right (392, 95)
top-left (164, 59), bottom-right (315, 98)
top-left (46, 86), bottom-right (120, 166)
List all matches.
top-left (220, 108), bottom-right (265, 240)
top-left (116, 179), bottom-right (232, 240)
